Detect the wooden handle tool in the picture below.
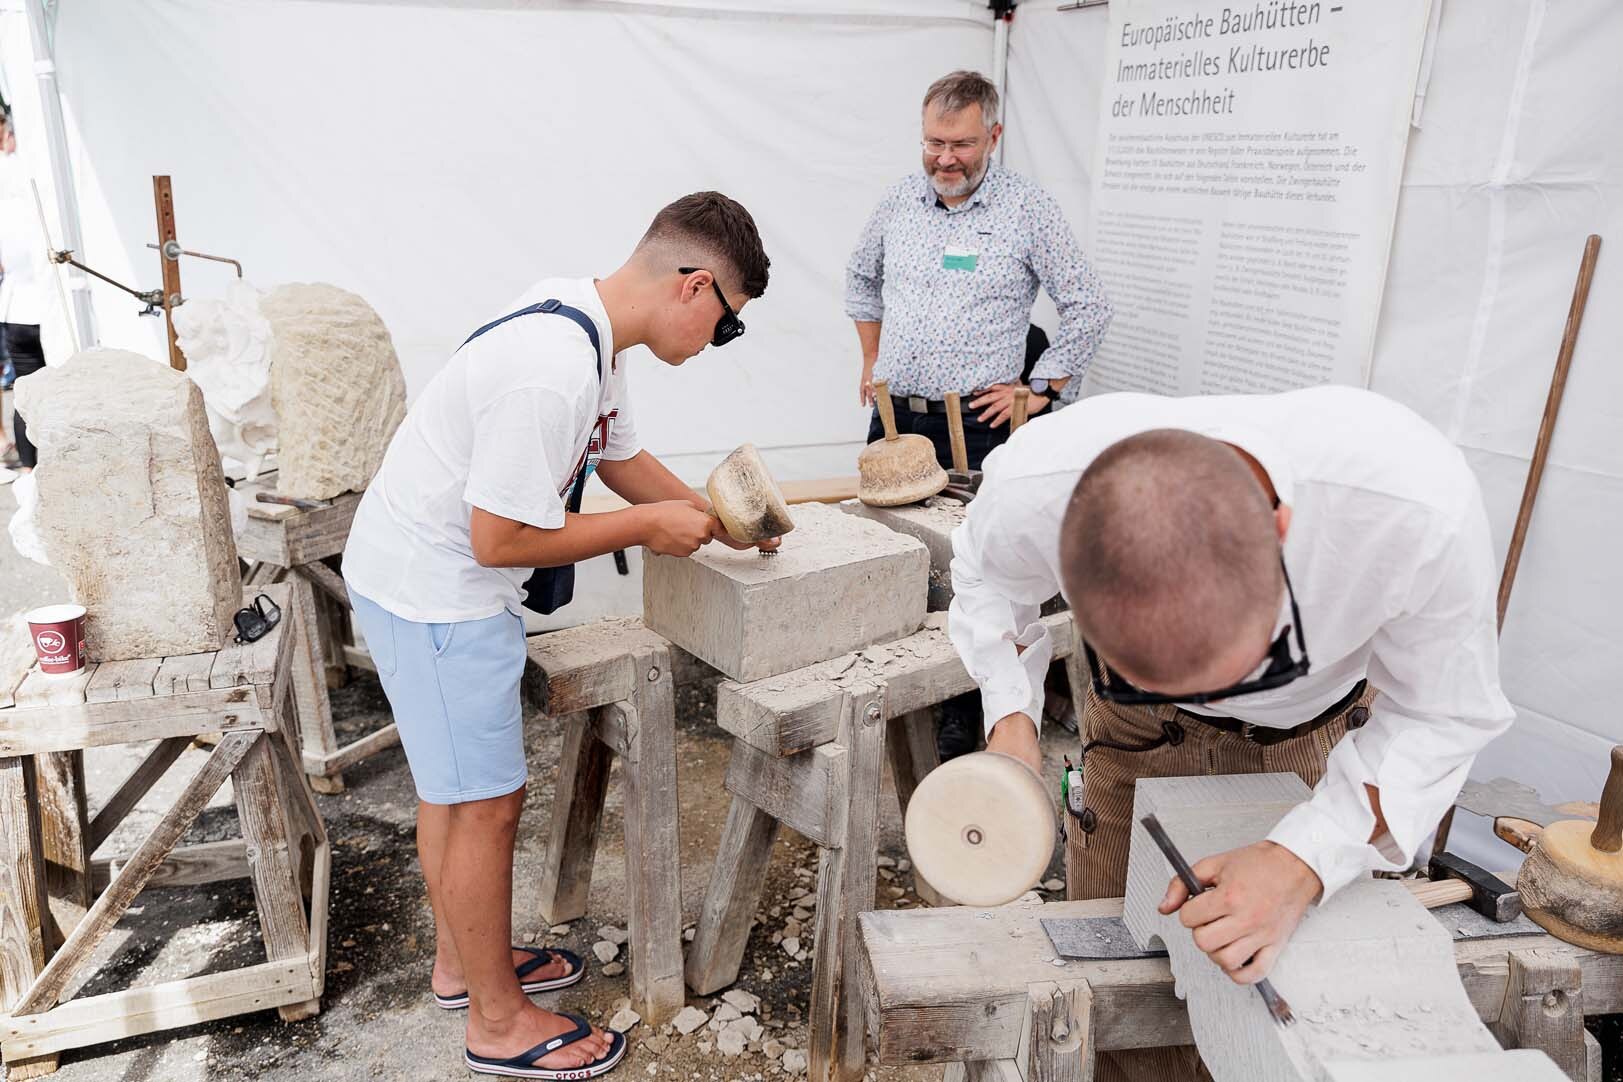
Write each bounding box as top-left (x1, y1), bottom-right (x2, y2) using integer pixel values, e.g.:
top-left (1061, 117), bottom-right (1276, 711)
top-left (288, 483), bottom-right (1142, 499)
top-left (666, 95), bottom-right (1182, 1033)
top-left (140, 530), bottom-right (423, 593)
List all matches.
top-left (1010, 386), bottom-right (1030, 432)
top-left (944, 392), bottom-right (969, 474)
top-left (874, 380), bottom-right (899, 442)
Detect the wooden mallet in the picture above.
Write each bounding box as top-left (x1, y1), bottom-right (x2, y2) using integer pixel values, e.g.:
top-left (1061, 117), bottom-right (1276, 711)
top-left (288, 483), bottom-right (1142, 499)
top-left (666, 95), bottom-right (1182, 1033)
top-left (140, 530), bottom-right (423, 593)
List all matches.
top-left (1517, 745), bottom-right (1623, 952)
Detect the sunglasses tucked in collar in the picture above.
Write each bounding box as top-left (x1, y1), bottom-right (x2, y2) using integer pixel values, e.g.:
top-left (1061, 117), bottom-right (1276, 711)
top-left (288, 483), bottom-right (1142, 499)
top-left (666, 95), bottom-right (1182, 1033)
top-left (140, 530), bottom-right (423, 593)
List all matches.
top-left (1084, 558), bottom-right (1311, 707)
top-left (678, 267), bottom-right (745, 348)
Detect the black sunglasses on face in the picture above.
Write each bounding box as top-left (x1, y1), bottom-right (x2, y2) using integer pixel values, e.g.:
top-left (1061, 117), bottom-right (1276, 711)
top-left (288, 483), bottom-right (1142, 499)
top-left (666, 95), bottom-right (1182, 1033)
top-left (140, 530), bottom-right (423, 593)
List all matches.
top-left (678, 267), bottom-right (745, 348)
top-left (1085, 559), bottom-right (1311, 707)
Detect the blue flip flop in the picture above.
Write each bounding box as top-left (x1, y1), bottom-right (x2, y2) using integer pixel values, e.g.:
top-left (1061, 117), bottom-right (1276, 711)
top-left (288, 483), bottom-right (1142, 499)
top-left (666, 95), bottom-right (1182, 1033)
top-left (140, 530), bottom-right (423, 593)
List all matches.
top-left (466, 1014), bottom-right (627, 1080)
top-left (434, 947), bottom-right (585, 1010)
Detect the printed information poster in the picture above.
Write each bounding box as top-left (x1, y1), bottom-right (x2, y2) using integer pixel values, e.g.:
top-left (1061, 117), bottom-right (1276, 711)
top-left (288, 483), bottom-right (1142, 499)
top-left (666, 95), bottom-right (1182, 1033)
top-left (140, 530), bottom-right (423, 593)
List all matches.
top-left (1083, 0), bottom-right (1433, 395)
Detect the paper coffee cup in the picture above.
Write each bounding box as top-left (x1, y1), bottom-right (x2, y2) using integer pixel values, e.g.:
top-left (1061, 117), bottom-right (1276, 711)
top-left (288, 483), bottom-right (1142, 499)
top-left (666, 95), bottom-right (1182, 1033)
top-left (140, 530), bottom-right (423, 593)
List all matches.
top-left (25, 604), bottom-right (87, 676)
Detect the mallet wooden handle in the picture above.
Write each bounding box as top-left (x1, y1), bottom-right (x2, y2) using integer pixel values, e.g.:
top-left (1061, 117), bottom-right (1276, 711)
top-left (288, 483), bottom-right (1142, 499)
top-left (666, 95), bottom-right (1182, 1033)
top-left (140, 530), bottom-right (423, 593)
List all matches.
top-left (1592, 745), bottom-right (1623, 853)
top-left (874, 380), bottom-right (899, 442)
top-left (944, 392), bottom-right (969, 473)
top-left (1406, 877), bottom-right (1472, 908)
top-left (1010, 387), bottom-right (1030, 432)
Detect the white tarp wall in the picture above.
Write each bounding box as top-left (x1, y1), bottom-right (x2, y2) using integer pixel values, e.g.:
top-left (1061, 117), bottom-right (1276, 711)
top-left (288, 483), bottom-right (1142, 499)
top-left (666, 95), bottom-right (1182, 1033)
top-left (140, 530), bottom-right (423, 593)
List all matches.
top-left (2, 0), bottom-right (1618, 851)
top-left (1006, 0), bottom-right (1623, 856)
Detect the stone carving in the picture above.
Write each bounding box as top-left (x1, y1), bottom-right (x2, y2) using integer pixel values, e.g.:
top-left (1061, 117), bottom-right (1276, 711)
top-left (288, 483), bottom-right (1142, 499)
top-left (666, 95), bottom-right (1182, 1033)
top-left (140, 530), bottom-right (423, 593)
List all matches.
top-left (13, 349), bottom-right (241, 661)
top-left (1122, 773), bottom-right (1566, 1082)
top-left (264, 283), bottom-right (406, 499)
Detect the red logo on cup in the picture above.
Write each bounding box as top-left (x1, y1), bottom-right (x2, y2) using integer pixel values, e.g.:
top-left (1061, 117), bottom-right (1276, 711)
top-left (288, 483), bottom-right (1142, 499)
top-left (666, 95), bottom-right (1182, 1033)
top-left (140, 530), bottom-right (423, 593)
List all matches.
top-left (36, 630), bottom-right (66, 655)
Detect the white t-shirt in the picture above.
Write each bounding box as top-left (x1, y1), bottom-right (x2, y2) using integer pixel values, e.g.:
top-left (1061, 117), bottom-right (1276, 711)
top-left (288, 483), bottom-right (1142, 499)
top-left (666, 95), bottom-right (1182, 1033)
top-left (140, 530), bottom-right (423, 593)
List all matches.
top-left (344, 277), bottom-right (641, 622)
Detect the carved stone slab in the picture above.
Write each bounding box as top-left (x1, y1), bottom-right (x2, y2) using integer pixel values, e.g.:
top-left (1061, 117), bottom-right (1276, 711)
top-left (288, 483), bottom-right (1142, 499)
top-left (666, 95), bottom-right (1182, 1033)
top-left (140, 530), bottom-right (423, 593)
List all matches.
top-left (1122, 773), bottom-right (1565, 1082)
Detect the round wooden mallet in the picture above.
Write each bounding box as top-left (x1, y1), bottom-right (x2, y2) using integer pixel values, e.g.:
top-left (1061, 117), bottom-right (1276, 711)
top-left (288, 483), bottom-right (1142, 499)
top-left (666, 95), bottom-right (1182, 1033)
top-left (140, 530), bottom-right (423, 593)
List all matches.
top-left (904, 751), bottom-right (1054, 907)
top-left (1519, 745), bottom-right (1623, 953)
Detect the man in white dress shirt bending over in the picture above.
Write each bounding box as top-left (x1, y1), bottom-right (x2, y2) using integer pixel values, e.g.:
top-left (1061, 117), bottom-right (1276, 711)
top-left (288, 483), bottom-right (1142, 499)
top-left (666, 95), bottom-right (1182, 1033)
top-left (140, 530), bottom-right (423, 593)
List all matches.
top-left (948, 386), bottom-right (1513, 1081)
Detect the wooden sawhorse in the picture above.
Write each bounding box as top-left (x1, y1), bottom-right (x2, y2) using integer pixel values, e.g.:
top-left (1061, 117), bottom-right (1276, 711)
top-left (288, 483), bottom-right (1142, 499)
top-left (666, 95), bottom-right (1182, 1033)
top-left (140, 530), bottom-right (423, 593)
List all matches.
top-left (0, 584), bottom-right (328, 1077)
top-left (521, 618), bottom-right (686, 1026)
top-left (685, 611), bottom-right (1079, 1082)
top-left (235, 472), bottom-right (393, 793)
top-left (860, 900), bottom-right (1614, 1082)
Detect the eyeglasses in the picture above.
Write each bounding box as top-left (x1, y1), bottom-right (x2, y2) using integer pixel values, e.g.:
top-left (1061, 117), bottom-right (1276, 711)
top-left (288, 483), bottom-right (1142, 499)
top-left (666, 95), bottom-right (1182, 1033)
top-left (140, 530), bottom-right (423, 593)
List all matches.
top-left (922, 138), bottom-right (983, 157)
top-left (1084, 558), bottom-right (1311, 707)
top-left (678, 267), bottom-right (745, 348)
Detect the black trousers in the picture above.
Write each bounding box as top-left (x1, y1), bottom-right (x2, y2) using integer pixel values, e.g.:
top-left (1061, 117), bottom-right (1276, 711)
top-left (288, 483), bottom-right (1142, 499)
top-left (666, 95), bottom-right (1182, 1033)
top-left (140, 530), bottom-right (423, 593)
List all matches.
top-left (3, 323), bottom-right (44, 469)
top-left (866, 398), bottom-right (1009, 472)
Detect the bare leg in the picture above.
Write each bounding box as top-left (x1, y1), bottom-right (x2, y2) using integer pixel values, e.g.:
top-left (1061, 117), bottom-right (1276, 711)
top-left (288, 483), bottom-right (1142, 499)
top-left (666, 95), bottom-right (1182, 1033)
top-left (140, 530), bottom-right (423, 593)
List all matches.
top-left (418, 800), bottom-right (569, 996)
top-left (436, 789), bottom-right (614, 1066)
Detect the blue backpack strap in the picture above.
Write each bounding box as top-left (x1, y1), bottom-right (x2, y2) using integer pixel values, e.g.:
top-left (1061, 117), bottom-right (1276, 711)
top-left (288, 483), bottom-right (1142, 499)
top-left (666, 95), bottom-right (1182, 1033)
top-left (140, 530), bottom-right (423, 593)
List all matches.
top-left (460, 298), bottom-right (603, 376)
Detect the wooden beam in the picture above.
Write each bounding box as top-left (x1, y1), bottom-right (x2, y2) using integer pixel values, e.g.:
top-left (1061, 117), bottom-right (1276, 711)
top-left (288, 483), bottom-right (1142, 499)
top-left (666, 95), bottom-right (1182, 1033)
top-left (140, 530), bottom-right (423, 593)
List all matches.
top-left (719, 611), bottom-right (1074, 757)
top-left (723, 739), bottom-right (847, 848)
top-left (0, 957), bottom-right (315, 1062)
top-left (685, 796), bottom-right (781, 996)
top-left (10, 731), bottom-right (257, 1016)
top-left (522, 619), bottom-right (673, 717)
top-left (34, 752), bottom-right (92, 953)
top-left (87, 736), bottom-right (190, 851)
top-left (90, 839), bottom-right (249, 892)
top-left (152, 176), bottom-right (186, 371)
top-left (0, 685), bottom-right (266, 757)
top-left (534, 712), bottom-right (613, 925)
top-left (1491, 948), bottom-right (1587, 1081)
top-left (858, 900), bottom-right (1622, 1066)
top-left (296, 561), bottom-right (349, 608)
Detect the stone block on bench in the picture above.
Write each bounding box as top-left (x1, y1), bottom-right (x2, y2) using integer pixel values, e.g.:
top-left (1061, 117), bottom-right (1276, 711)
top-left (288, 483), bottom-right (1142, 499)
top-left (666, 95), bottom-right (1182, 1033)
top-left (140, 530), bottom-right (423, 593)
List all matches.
top-left (642, 502), bottom-right (927, 683)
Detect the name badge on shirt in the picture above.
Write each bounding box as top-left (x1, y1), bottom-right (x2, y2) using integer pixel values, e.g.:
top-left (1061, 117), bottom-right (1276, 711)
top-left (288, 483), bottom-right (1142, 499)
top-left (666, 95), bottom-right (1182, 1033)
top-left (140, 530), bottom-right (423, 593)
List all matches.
top-left (942, 245), bottom-right (979, 272)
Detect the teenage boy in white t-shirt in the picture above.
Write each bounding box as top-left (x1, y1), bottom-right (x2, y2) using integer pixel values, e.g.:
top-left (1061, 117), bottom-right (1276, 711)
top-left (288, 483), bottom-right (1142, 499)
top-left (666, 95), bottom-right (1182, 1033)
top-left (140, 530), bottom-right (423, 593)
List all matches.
top-left (344, 192), bottom-right (774, 1080)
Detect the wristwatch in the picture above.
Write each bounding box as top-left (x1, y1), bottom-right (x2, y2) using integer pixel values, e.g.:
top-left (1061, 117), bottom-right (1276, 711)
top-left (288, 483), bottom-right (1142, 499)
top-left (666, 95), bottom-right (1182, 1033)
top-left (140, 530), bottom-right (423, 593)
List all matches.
top-left (1029, 378), bottom-right (1052, 397)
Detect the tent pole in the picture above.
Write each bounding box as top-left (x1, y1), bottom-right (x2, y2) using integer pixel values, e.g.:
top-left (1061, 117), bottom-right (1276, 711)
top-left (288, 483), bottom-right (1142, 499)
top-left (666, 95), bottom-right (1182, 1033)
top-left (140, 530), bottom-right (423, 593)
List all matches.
top-left (25, 0), bottom-right (97, 349)
top-left (991, 1), bottom-right (1012, 164)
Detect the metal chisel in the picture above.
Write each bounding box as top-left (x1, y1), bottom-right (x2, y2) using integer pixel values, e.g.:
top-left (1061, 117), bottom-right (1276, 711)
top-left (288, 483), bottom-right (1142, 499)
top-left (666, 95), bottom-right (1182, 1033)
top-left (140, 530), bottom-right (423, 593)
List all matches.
top-left (1140, 814), bottom-right (1295, 1026)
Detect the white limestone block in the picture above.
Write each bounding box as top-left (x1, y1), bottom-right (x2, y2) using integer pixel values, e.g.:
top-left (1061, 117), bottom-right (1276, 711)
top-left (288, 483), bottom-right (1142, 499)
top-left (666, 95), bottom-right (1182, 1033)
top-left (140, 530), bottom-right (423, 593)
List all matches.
top-left (642, 502), bottom-right (928, 683)
top-left (1122, 773), bottom-right (1532, 1082)
top-left (173, 279), bottom-right (277, 479)
top-left (1322, 1049), bottom-right (1569, 1081)
top-left (840, 496), bottom-right (965, 611)
top-left (263, 283), bottom-right (406, 500)
top-left (14, 349), bottom-right (241, 661)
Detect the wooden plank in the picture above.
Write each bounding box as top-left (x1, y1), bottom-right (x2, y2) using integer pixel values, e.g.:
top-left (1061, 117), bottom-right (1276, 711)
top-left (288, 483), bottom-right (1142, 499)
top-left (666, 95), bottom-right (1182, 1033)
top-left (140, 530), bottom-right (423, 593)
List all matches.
top-left (10, 731), bottom-right (257, 1016)
top-left (618, 648), bottom-right (685, 1026)
top-left (87, 736), bottom-right (191, 851)
top-left (720, 612), bottom-right (1075, 757)
top-left (810, 687), bottom-right (886, 1082)
top-left (34, 752), bottom-right (92, 954)
top-left (858, 900), bottom-right (1622, 1065)
top-left (686, 795), bottom-right (782, 996)
top-left (14, 665), bottom-right (97, 709)
top-left (281, 494), bottom-right (361, 567)
top-left (83, 658), bottom-right (162, 704)
top-left (153, 652), bottom-right (217, 696)
top-left (233, 732), bottom-right (319, 1022)
top-left (242, 561), bottom-right (287, 588)
top-left (1491, 948), bottom-right (1587, 1081)
top-left (0, 756), bottom-right (53, 1078)
top-left (0, 757), bottom-right (50, 1009)
top-left (209, 584), bottom-right (293, 690)
top-left (534, 712), bottom-right (613, 925)
top-left (0, 684), bottom-right (266, 757)
top-left (885, 710), bottom-right (946, 907)
top-left (90, 839), bottom-right (250, 892)
top-left (316, 722), bottom-right (399, 776)
top-left (724, 739), bottom-right (847, 848)
top-left (296, 561), bottom-right (348, 607)
top-left (522, 619), bottom-right (673, 717)
top-left (282, 575), bottom-right (336, 776)
top-left (0, 958), bottom-right (314, 1062)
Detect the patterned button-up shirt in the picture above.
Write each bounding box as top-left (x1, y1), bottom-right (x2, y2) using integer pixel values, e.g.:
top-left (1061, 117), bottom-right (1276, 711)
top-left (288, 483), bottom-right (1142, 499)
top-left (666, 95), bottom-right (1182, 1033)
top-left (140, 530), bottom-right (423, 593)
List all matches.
top-left (845, 163), bottom-right (1113, 400)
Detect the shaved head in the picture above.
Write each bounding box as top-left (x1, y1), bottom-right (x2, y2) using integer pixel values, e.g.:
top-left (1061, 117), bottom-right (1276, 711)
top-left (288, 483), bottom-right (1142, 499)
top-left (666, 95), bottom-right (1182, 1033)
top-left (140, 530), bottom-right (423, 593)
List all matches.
top-left (1060, 430), bottom-right (1283, 692)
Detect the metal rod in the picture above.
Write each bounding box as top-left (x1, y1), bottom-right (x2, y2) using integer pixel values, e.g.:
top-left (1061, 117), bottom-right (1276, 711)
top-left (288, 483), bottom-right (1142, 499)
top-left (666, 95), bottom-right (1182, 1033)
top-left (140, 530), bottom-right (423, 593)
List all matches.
top-left (1141, 815), bottom-right (1294, 1026)
top-left (145, 242), bottom-right (244, 278)
top-left (48, 252), bottom-right (159, 304)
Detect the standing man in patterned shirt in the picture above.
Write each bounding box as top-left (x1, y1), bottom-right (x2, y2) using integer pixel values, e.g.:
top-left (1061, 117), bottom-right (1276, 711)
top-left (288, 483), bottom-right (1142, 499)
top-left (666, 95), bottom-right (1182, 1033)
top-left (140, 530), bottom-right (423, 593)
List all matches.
top-left (845, 70), bottom-right (1113, 468)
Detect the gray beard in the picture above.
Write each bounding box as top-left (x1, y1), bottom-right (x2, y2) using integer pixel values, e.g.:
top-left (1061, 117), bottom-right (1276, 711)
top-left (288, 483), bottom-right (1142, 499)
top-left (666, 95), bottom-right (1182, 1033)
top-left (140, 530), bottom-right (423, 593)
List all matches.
top-left (927, 158), bottom-right (988, 200)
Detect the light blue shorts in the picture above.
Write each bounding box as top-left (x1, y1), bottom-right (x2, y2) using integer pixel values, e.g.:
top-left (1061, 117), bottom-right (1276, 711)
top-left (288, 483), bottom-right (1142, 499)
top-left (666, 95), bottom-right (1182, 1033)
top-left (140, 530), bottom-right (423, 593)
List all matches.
top-left (348, 588), bottom-right (528, 805)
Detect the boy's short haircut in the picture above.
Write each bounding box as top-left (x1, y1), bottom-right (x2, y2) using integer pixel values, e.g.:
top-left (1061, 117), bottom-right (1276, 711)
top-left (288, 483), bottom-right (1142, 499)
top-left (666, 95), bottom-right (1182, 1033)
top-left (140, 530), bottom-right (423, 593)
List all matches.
top-left (639, 191), bottom-right (771, 299)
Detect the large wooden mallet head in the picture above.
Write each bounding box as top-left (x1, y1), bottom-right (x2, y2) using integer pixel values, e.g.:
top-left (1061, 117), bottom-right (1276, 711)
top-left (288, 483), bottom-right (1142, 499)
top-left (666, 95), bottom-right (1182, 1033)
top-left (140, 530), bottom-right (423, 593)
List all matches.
top-left (1519, 745), bottom-right (1623, 953)
top-left (904, 751), bottom-right (1054, 907)
top-left (707, 443), bottom-right (795, 545)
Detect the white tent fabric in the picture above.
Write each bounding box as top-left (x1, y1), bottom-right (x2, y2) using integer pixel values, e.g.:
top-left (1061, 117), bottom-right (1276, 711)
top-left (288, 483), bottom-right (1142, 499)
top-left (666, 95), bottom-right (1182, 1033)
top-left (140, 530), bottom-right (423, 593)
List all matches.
top-left (2, 0), bottom-right (1619, 862)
